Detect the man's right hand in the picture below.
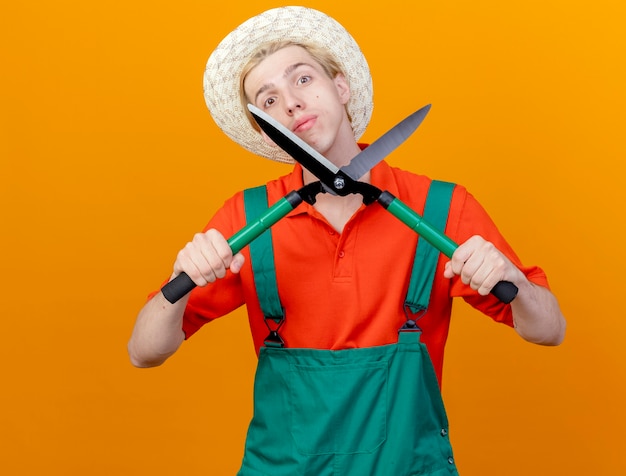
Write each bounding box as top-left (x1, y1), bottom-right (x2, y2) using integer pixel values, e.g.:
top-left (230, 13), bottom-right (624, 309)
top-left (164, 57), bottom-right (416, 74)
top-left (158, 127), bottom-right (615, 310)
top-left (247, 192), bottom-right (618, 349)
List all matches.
top-left (172, 229), bottom-right (245, 286)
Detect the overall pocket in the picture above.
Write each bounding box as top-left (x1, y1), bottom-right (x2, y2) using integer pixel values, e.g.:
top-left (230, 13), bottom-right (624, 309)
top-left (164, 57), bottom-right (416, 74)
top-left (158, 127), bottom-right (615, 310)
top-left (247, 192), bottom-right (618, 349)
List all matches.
top-left (287, 360), bottom-right (388, 456)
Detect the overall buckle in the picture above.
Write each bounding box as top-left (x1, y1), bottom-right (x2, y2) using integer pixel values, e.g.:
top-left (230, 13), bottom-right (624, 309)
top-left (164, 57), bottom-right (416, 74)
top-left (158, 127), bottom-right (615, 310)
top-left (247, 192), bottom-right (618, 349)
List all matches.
top-left (263, 316), bottom-right (285, 348)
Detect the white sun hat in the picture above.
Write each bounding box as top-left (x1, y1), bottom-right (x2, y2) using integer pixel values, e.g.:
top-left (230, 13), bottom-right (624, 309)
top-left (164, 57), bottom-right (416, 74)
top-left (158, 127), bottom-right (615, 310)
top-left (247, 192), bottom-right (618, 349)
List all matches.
top-left (203, 6), bottom-right (373, 163)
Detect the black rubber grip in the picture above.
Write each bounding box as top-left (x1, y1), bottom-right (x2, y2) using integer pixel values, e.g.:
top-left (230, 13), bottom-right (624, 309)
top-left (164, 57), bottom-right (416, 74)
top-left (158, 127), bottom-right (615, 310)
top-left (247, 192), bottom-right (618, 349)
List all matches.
top-left (491, 280), bottom-right (518, 304)
top-left (161, 272), bottom-right (195, 304)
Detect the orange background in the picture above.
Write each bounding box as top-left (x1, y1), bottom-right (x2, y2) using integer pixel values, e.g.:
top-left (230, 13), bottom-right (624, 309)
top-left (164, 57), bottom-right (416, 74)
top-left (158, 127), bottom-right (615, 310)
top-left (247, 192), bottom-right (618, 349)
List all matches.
top-left (1, 1), bottom-right (625, 474)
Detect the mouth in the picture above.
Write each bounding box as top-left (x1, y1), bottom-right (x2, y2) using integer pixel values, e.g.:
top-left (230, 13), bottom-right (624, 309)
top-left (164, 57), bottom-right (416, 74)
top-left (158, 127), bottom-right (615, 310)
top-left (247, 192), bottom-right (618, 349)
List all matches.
top-left (293, 115), bottom-right (317, 133)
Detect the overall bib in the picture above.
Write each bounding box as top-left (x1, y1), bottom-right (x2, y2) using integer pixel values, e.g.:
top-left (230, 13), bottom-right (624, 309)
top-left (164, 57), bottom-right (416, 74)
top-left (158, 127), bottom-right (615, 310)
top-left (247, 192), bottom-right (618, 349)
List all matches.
top-left (237, 182), bottom-right (459, 476)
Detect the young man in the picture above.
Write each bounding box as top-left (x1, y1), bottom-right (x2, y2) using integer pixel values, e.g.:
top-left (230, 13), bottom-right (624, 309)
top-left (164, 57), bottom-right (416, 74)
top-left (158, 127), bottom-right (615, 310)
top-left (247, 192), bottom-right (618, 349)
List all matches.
top-left (128, 7), bottom-right (565, 475)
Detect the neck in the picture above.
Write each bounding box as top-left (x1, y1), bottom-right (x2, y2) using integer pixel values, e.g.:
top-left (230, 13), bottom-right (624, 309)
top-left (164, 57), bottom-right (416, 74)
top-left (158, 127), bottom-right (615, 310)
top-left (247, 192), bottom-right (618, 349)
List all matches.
top-left (301, 140), bottom-right (363, 185)
top-left (299, 138), bottom-right (371, 234)
top-left (311, 189), bottom-right (365, 233)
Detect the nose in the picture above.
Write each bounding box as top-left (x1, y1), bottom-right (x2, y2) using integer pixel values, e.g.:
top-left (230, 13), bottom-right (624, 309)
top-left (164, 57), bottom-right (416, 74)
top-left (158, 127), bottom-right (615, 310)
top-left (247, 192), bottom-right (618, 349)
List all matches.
top-left (284, 92), bottom-right (303, 115)
top-left (287, 103), bottom-right (302, 115)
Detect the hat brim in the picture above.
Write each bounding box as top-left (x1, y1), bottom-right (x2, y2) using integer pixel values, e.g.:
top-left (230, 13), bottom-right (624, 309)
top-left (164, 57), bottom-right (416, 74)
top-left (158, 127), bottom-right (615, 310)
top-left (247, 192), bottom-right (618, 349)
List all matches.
top-left (203, 6), bottom-right (373, 163)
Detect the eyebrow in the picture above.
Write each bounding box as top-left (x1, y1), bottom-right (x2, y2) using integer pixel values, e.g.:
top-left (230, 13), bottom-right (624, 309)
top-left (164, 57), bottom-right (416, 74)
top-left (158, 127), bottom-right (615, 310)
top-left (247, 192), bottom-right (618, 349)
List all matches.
top-left (253, 62), bottom-right (313, 104)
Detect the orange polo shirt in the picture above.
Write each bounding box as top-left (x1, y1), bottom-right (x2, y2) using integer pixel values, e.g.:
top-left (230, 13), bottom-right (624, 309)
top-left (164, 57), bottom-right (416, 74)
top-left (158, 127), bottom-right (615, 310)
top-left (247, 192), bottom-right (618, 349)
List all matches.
top-left (177, 161), bottom-right (548, 383)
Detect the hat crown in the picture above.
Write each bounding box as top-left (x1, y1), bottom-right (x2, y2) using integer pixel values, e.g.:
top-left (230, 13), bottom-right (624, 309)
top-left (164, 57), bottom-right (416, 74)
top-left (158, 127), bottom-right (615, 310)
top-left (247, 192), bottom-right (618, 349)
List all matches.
top-left (203, 6), bottom-right (373, 163)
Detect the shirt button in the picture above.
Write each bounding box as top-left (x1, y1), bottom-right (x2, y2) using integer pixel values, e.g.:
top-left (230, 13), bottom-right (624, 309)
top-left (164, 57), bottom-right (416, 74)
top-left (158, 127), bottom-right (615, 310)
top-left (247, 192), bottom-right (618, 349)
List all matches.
top-left (440, 428), bottom-right (448, 437)
top-left (338, 251), bottom-right (345, 258)
top-left (448, 457), bottom-right (454, 465)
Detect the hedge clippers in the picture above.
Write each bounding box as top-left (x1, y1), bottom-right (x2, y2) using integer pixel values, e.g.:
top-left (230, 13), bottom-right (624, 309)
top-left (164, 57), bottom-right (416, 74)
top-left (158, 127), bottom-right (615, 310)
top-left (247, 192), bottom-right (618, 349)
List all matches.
top-left (161, 104), bottom-right (517, 304)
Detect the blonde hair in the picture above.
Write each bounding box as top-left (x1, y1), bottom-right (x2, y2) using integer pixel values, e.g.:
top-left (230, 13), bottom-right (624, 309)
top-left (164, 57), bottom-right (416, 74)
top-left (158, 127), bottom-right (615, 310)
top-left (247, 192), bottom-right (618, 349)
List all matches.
top-left (239, 41), bottom-right (351, 131)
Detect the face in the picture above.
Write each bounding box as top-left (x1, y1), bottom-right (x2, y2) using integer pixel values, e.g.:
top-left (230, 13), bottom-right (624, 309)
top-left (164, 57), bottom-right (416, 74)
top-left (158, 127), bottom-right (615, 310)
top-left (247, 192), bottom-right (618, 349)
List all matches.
top-left (243, 45), bottom-right (354, 160)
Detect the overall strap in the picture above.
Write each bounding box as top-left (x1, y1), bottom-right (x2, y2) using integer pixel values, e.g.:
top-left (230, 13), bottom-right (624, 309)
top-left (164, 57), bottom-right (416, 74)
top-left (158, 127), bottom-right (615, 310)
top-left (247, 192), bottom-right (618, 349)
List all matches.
top-left (243, 186), bottom-right (285, 346)
top-left (404, 180), bottom-right (456, 315)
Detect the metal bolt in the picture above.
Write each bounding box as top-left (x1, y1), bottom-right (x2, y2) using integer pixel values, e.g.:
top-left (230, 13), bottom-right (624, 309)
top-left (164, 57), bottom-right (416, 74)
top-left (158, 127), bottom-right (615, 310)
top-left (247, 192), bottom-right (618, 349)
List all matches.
top-left (333, 176), bottom-right (345, 190)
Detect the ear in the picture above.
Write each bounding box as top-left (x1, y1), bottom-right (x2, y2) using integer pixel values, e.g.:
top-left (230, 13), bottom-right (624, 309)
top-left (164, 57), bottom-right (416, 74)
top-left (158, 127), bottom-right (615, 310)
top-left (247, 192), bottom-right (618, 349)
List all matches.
top-left (334, 73), bottom-right (351, 106)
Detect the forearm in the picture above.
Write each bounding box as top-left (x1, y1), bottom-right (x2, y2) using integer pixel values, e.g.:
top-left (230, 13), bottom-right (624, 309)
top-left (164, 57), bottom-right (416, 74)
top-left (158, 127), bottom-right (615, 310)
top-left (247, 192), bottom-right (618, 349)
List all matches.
top-left (127, 225), bottom-right (245, 367)
top-left (445, 235), bottom-right (566, 345)
top-left (510, 278), bottom-right (566, 345)
top-left (128, 291), bottom-right (188, 368)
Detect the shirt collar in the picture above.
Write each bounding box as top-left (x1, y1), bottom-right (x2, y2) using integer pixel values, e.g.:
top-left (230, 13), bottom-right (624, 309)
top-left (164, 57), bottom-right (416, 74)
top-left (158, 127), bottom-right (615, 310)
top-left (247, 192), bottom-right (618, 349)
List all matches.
top-left (284, 146), bottom-right (401, 218)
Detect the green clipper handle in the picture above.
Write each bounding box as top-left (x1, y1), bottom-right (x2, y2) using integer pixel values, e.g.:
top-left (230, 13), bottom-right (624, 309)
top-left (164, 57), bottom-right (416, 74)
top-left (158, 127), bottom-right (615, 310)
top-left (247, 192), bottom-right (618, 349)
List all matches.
top-left (161, 192), bottom-right (302, 304)
top-left (378, 191), bottom-right (518, 304)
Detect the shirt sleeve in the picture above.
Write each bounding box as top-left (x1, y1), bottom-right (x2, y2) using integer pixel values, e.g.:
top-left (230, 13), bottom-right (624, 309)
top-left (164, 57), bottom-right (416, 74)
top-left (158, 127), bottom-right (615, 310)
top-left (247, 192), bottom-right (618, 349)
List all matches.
top-left (145, 192), bottom-right (248, 340)
top-left (445, 185), bottom-right (550, 325)
top-left (181, 191), bottom-right (250, 339)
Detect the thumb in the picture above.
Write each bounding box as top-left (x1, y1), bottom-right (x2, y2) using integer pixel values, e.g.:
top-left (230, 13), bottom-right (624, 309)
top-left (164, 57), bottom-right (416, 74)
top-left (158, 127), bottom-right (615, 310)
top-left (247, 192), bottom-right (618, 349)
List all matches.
top-left (443, 261), bottom-right (455, 279)
top-left (230, 253), bottom-right (246, 274)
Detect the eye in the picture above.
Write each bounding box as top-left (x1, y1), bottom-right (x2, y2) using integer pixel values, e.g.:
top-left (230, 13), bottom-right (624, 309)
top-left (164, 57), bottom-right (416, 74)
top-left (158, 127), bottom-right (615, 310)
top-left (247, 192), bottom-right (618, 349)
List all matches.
top-left (263, 97), bottom-right (276, 108)
top-left (297, 75), bottom-right (311, 85)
